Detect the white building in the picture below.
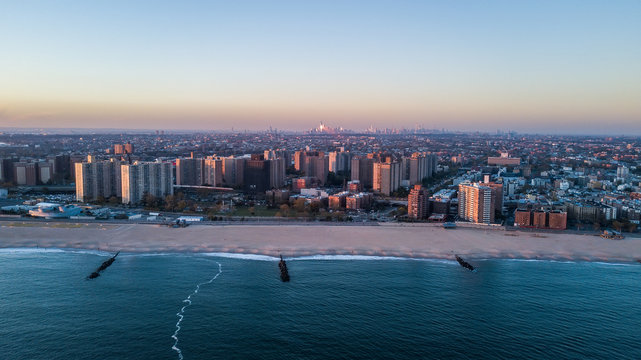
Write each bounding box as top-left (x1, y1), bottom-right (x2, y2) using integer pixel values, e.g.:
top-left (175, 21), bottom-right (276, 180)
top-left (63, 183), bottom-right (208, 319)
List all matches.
top-left (28, 203), bottom-right (82, 219)
top-left (617, 165), bottom-right (629, 179)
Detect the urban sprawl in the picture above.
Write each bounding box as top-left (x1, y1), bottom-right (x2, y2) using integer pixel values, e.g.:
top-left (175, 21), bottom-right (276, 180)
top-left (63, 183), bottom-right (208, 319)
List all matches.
top-left (1, 124), bottom-right (640, 235)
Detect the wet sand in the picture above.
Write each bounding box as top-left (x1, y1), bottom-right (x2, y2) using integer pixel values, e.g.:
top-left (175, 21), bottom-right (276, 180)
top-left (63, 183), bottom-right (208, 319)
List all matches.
top-left (1, 222), bottom-right (640, 262)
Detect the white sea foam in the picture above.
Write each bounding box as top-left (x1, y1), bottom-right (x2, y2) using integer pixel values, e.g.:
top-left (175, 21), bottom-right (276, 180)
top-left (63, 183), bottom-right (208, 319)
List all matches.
top-left (199, 252), bottom-right (460, 264)
top-left (292, 254), bottom-right (404, 261)
top-left (592, 261), bottom-right (637, 267)
top-left (290, 254), bottom-right (459, 265)
top-left (0, 247), bottom-right (65, 254)
top-left (171, 262), bottom-right (223, 360)
top-left (119, 253), bottom-right (175, 258)
top-left (58, 249), bottom-right (114, 257)
top-left (496, 258), bottom-right (578, 264)
top-left (496, 258), bottom-right (638, 266)
top-left (201, 252), bottom-right (280, 261)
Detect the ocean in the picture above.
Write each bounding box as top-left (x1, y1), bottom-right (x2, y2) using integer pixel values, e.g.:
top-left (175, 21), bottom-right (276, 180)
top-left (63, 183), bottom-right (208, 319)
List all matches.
top-left (1, 249), bottom-right (640, 359)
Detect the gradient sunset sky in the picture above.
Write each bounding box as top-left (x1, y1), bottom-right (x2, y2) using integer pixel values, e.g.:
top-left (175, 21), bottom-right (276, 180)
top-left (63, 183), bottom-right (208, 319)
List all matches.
top-left (1, 1), bottom-right (640, 134)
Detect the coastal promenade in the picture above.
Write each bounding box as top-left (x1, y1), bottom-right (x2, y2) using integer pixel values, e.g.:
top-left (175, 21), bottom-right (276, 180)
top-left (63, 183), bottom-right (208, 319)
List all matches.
top-left (1, 221), bottom-right (641, 263)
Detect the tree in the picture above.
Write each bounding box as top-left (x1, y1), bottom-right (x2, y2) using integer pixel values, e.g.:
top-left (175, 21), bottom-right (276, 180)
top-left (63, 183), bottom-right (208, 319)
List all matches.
top-left (332, 211), bottom-right (345, 221)
top-left (108, 196), bottom-right (119, 205)
top-left (293, 198), bottom-right (307, 213)
top-left (279, 204), bottom-right (290, 217)
top-left (177, 200), bottom-right (188, 212)
top-left (142, 193), bottom-right (157, 209)
top-left (309, 202), bottom-right (320, 214)
top-left (165, 195), bottom-right (177, 212)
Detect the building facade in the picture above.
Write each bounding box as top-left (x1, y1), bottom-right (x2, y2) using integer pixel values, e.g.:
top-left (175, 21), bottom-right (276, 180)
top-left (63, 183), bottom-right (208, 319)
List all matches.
top-left (351, 156), bottom-right (374, 189)
top-left (121, 162), bottom-right (173, 204)
top-left (373, 161), bottom-right (401, 196)
top-left (458, 182), bottom-right (495, 224)
top-left (408, 185), bottom-right (429, 220)
top-left (75, 159), bottom-right (124, 202)
top-left (176, 158), bottom-right (205, 186)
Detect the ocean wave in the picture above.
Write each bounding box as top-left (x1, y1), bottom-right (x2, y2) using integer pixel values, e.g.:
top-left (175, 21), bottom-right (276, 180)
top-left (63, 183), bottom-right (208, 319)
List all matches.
top-left (494, 258), bottom-right (638, 266)
top-left (119, 253), bottom-right (176, 258)
top-left (591, 261), bottom-right (637, 267)
top-left (291, 254), bottom-right (457, 264)
top-left (2, 248), bottom-right (637, 266)
top-left (0, 247), bottom-right (116, 256)
top-left (201, 252), bottom-right (280, 261)
top-left (0, 247), bottom-right (66, 254)
top-left (200, 252), bottom-right (458, 264)
top-left (493, 258), bottom-right (578, 264)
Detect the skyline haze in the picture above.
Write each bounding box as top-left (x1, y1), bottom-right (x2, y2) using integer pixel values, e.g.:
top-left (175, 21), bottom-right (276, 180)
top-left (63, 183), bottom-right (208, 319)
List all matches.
top-left (1, 1), bottom-right (640, 134)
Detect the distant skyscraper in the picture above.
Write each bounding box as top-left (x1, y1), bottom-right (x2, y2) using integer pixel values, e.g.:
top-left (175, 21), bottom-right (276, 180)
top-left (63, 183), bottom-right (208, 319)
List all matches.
top-left (121, 162), bottom-right (173, 204)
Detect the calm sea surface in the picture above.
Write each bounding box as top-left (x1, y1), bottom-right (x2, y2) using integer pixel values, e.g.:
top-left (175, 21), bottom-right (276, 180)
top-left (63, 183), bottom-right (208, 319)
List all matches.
top-left (1, 249), bottom-right (640, 359)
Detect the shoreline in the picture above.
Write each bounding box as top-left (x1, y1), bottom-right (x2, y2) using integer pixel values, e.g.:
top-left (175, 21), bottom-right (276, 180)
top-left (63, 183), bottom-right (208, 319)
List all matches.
top-left (1, 221), bottom-right (640, 264)
top-left (1, 247), bottom-right (640, 265)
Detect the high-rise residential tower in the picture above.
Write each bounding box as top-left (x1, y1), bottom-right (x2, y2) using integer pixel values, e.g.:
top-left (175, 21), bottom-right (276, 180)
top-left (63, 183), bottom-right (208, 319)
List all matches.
top-left (373, 161), bottom-right (401, 196)
top-left (121, 162), bottom-right (173, 204)
top-left (458, 182), bottom-right (500, 224)
top-left (408, 184), bottom-right (429, 219)
top-left (75, 159), bottom-right (124, 202)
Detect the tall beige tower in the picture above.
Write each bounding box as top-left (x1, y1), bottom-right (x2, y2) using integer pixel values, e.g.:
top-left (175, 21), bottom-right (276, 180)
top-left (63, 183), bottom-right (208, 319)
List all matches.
top-left (458, 182), bottom-right (495, 224)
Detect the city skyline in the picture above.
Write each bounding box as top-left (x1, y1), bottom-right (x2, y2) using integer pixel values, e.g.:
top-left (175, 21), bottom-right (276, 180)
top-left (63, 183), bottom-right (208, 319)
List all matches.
top-left (1, 1), bottom-right (640, 134)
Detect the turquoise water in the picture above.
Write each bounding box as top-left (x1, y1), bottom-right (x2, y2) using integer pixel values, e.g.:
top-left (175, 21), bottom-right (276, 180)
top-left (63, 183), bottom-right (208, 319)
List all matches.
top-left (1, 249), bottom-right (640, 359)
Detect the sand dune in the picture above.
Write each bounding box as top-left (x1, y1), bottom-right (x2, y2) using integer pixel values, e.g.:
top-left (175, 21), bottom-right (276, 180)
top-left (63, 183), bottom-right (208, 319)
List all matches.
top-left (1, 222), bottom-right (640, 262)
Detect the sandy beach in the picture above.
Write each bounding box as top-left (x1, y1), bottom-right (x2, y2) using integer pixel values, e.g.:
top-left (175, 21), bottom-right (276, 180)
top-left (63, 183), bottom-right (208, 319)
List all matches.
top-left (1, 221), bottom-right (640, 262)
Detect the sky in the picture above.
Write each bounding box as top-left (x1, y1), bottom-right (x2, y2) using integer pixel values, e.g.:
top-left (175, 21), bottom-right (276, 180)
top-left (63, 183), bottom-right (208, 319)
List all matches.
top-left (1, 0), bottom-right (640, 134)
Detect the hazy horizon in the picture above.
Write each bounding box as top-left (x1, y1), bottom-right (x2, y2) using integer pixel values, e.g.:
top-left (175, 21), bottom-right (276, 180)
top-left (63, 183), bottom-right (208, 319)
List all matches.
top-left (1, 1), bottom-right (640, 134)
